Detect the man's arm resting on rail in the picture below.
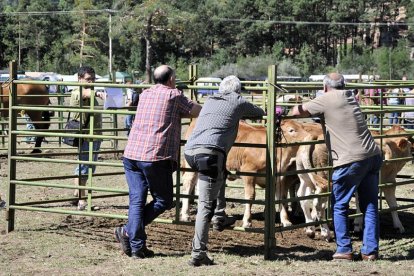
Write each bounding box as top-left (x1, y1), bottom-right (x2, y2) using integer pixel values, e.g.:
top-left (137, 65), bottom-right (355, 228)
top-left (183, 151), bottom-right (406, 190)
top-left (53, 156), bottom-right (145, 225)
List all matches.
top-left (241, 114), bottom-right (265, 120)
top-left (184, 102), bottom-right (203, 118)
top-left (81, 88), bottom-right (104, 100)
top-left (291, 104), bottom-right (311, 117)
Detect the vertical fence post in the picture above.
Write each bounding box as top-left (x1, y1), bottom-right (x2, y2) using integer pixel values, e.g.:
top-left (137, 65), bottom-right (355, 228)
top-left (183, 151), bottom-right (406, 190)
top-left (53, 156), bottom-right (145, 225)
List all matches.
top-left (0, 85), bottom-right (5, 149)
top-left (379, 88), bottom-right (384, 210)
top-left (57, 85), bottom-right (64, 146)
top-left (7, 60), bottom-right (17, 232)
top-left (174, 64), bottom-right (197, 221)
top-left (262, 79), bottom-right (268, 126)
top-left (264, 65), bottom-right (277, 259)
top-left (189, 64), bottom-right (198, 101)
top-left (175, 144), bottom-right (182, 222)
top-left (112, 74), bottom-right (118, 152)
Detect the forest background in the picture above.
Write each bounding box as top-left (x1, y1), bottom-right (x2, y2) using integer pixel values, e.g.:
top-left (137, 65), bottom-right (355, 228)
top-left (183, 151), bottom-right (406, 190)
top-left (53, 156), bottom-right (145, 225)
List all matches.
top-left (1, 0), bottom-right (414, 82)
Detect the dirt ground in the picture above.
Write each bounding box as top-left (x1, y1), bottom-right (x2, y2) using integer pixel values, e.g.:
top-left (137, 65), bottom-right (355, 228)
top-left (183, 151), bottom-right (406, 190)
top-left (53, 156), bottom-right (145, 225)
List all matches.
top-left (1, 143), bottom-right (414, 275)
top-left (1, 111), bottom-right (414, 275)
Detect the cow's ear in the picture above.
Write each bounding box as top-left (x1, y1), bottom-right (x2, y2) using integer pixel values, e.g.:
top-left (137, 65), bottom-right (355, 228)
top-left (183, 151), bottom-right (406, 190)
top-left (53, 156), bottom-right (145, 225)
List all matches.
top-left (397, 139), bottom-right (408, 150)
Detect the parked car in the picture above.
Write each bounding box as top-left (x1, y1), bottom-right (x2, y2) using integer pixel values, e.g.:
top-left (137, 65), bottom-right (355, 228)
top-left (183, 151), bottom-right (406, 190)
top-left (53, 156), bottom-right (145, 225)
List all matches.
top-left (38, 73), bottom-right (66, 93)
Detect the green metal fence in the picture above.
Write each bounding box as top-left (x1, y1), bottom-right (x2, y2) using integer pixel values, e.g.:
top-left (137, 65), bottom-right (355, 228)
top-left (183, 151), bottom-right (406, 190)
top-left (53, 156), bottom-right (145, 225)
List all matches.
top-left (4, 61), bottom-right (414, 260)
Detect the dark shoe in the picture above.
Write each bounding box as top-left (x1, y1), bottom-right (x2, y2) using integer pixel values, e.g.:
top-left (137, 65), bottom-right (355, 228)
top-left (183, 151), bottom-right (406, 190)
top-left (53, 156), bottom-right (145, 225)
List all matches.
top-left (212, 216), bottom-right (237, 232)
top-left (69, 199), bottom-right (78, 206)
top-left (361, 253), bottom-right (378, 261)
top-left (332, 252), bottom-right (354, 261)
top-left (188, 255), bottom-right (214, 267)
top-left (114, 227), bottom-right (131, 257)
top-left (131, 246), bottom-right (155, 259)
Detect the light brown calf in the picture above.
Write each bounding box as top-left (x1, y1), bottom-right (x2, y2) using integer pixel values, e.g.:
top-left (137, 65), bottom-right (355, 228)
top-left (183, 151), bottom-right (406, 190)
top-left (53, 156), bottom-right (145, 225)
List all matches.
top-left (180, 119), bottom-right (309, 228)
top-left (354, 125), bottom-right (412, 233)
top-left (294, 122), bottom-right (332, 240)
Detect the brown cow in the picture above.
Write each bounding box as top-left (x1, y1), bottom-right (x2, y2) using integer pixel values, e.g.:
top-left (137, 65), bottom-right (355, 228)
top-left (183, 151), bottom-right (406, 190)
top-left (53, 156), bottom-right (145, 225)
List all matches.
top-left (181, 119), bottom-right (310, 228)
top-left (1, 81), bottom-right (51, 153)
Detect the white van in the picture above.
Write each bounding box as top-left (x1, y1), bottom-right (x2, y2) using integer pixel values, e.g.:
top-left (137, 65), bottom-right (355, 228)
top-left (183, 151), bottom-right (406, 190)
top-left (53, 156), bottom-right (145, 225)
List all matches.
top-left (195, 77), bottom-right (222, 96)
top-left (0, 73), bottom-right (28, 82)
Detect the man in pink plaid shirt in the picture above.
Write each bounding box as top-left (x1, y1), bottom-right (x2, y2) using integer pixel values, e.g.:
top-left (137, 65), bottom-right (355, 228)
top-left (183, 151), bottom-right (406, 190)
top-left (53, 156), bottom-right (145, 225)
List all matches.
top-left (115, 65), bottom-right (202, 259)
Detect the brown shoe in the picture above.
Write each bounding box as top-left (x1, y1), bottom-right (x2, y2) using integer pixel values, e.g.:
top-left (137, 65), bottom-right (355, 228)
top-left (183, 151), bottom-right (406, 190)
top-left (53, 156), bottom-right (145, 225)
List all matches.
top-left (361, 253), bottom-right (378, 261)
top-left (332, 252), bottom-right (354, 261)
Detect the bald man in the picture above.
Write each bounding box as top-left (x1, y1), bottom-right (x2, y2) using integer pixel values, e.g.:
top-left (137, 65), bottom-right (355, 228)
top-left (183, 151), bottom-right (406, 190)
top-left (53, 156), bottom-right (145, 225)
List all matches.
top-left (292, 73), bottom-right (382, 262)
top-left (115, 65), bottom-right (202, 259)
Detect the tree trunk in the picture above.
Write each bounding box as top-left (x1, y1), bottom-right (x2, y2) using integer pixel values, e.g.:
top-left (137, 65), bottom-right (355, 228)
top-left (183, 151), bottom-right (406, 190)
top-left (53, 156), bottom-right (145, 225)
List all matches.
top-left (80, 21), bottom-right (86, 67)
top-left (145, 12), bottom-right (154, 83)
top-left (36, 33), bottom-right (40, 72)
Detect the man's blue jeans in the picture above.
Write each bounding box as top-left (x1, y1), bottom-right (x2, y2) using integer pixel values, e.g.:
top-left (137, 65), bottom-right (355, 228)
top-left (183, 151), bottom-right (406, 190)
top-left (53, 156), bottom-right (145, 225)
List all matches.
top-left (123, 158), bottom-right (174, 252)
top-left (388, 112), bottom-right (400, 125)
top-left (369, 114), bottom-right (380, 128)
top-left (124, 115), bottom-right (135, 136)
top-left (331, 154), bottom-right (382, 256)
top-left (74, 140), bottom-right (101, 175)
top-left (404, 119), bottom-right (414, 129)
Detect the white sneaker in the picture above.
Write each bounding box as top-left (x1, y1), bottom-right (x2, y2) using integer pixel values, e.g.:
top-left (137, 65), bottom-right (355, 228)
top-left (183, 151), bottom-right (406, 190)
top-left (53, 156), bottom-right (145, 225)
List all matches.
top-left (77, 201), bottom-right (87, 211)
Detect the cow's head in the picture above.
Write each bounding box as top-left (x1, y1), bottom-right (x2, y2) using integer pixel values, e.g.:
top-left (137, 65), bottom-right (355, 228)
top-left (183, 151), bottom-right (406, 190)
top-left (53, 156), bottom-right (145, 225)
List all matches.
top-left (280, 119), bottom-right (309, 143)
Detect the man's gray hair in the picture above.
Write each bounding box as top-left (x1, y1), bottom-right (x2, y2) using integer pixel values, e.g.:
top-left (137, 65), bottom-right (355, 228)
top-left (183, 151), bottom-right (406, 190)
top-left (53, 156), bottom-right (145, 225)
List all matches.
top-left (219, 75), bottom-right (241, 94)
top-left (323, 73), bottom-right (345, 89)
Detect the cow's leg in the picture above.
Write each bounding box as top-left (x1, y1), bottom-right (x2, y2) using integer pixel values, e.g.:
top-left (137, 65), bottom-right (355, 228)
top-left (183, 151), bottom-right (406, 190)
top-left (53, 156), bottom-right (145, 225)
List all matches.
top-left (180, 170), bottom-right (198, 222)
top-left (383, 185), bottom-right (405, 233)
top-left (287, 175), bottom-right (301, 217)
top-left (276, 176), bottom-right (292, 227)
top-left (242, 176), bottom-right (255, 228)
top-left (319, 206), bottom-right (332, 242)
top-left (297, 176), bottom-right (316, 238)
top-left (28, 110), bottom-right (50, 154)
top-left (313, 195), bottom-right (332, 241)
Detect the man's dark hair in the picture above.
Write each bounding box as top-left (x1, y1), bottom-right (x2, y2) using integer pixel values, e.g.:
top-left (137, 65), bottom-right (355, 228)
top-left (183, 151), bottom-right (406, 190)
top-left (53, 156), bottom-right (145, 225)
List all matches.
top-left (154, 66), bottom-right (174, 84)
top-left (78, 66), bottom-right (95, 78)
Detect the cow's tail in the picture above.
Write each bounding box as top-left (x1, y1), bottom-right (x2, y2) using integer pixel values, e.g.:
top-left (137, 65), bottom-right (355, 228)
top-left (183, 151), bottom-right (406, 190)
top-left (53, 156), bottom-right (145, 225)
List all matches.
top-left (301, 134), bottom-right (329, 192)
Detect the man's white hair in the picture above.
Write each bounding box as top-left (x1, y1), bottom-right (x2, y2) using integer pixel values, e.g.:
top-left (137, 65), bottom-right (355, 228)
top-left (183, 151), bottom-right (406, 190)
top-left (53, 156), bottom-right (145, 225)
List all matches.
top-left (323, 74), bottom-right (345, 89)
top-left (219, 75), bottom-right (241, 94)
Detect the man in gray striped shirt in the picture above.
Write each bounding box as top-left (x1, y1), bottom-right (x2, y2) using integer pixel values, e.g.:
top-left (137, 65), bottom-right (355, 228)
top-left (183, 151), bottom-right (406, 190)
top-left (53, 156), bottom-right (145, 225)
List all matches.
top-left (184, 75), bottom-right (265, 266)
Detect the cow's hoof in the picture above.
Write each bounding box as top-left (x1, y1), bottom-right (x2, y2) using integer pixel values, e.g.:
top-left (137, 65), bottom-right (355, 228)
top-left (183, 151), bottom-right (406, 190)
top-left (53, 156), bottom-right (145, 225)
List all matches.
top-left (242, 222), bottom-right (252, 228)
top-left (324, 236), bottom-right (333, 242)
top-left (281, 220), bottom-right (292, 227)
top-left (321, 232), bottom-right (332, 242)
top-left (306, 232), bottom-right (316, 239)
top-left (30, 149), bottom-right (42, 154)
top-left (305, 228), bottom-right (316, 239)
top-left (180, 215), bottom-right (191, 222)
